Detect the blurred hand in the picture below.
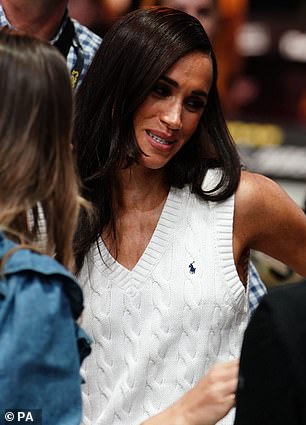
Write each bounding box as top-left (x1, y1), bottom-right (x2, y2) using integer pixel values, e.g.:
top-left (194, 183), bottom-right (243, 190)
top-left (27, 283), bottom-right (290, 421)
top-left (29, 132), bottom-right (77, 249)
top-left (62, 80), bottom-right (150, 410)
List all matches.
top-left (143, 359), bottom-right (239, 425)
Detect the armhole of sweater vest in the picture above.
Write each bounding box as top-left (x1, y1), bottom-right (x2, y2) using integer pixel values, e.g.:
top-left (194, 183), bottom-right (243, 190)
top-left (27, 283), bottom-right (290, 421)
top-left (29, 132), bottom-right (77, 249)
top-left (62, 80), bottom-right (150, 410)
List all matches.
top-left (203, 169), bottom-right (249, 311)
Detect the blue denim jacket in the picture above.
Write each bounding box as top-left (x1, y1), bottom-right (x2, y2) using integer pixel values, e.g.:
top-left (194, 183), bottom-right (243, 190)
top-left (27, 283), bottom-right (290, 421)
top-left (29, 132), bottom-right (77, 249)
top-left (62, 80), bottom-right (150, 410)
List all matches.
top-left (0, 233), bottom-right (90, 425)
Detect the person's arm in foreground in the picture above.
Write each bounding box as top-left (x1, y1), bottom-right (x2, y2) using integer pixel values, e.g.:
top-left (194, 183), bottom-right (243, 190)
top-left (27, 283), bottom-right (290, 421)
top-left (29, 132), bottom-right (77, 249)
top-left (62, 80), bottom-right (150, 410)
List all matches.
top-left (143, 360), bottom-right (239, 425)
top-left (0, 271), bottom-right (82, 425)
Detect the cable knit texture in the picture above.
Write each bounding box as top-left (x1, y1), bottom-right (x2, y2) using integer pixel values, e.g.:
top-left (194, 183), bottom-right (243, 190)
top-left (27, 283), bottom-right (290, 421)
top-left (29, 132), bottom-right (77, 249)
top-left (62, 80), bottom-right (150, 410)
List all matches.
top-left (80, 170), bottom-right (249, 425)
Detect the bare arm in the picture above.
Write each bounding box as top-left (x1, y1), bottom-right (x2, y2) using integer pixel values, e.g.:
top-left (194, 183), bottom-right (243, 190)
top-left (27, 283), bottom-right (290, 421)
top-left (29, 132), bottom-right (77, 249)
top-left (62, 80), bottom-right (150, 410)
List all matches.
top-left (234, 171), bottom-right (306, 276)
top-left (142, 360), bottom-right (239, 425)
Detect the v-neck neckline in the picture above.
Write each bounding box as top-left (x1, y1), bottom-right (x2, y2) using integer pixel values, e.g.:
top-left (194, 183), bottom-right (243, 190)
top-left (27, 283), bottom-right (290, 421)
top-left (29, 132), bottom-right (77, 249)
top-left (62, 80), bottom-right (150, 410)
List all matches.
top-left (91, 185), bottom-right (187, 293)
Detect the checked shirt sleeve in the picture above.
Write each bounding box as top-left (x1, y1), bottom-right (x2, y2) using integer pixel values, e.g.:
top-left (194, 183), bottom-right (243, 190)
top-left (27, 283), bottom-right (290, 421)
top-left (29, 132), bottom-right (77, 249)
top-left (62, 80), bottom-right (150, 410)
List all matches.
top-left (248, 261), bottom-right (267, 313)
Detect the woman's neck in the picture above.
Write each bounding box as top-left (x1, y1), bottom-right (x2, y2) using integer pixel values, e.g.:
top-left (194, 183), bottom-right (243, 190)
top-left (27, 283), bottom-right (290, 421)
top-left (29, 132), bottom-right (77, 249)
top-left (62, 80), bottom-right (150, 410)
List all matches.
top-left (103, 166), bottom-right (170, 268)
top-left (114, 165), bottom-right (169, 212)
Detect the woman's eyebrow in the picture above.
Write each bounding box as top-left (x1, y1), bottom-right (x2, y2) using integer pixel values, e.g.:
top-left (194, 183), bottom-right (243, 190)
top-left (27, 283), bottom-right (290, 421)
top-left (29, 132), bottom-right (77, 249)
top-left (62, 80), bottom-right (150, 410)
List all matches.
top-left (159, 75), bottom-right (208, 98)
top-left (160, 75), bottom-right (178, 88)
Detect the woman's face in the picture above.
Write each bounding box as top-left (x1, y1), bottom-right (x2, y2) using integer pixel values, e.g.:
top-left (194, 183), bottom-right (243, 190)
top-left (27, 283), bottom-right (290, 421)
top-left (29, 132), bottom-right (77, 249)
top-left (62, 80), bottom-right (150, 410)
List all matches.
top-left (133, 51), bottom-right (213, 170)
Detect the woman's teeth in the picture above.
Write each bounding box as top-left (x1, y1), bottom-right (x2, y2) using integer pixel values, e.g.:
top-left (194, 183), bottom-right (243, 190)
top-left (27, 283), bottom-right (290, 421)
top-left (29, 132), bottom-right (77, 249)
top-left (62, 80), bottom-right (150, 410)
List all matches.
top-left (147, 130), bottom-right (172, 145)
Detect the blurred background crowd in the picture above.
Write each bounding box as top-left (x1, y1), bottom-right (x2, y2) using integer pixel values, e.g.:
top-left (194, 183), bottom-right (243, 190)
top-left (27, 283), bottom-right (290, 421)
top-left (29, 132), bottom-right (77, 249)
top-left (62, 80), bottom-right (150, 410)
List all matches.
top-left (69, 0), bottom-right (306, 287)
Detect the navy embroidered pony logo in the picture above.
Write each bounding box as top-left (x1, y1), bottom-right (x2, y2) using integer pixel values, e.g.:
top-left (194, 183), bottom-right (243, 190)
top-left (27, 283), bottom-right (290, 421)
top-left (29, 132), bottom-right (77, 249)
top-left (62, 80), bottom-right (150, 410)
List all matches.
top-left (189, 261), bottom-right (196, 274)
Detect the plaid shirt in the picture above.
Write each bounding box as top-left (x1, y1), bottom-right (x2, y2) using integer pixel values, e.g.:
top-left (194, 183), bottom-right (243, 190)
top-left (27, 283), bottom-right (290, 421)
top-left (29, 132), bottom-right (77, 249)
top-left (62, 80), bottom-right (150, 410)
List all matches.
top-left (0, 6), bottom-right (102, 87)
top-left (249, 261), bottom-right (267, 313)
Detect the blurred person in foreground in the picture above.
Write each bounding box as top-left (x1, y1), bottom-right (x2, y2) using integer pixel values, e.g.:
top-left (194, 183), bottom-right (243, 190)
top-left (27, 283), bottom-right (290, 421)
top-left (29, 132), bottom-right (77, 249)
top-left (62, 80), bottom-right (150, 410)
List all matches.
top-left (0, 28), bottom-right (90, 425)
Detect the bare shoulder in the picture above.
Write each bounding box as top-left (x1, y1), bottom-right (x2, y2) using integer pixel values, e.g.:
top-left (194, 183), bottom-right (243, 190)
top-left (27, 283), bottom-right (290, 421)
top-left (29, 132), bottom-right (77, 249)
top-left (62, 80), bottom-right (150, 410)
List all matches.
top-left (233, 171), bottom-right (284, 256)
top-left (234, 171), bottom-right (289, 233)
top-left (235, 170), bottom-right (288, 211)
top-left (234, 171), bottom-right (306, 276)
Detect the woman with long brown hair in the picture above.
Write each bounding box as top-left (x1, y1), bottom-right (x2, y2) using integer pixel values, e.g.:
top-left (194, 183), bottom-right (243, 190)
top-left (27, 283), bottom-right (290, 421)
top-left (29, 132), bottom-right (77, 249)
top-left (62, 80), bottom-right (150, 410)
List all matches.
top-left (0, 29), bottom-right (89, 425)
top-left (73, 7), bottom-right (306, 425)
top-left (0, 26), bottom-right (240, 425)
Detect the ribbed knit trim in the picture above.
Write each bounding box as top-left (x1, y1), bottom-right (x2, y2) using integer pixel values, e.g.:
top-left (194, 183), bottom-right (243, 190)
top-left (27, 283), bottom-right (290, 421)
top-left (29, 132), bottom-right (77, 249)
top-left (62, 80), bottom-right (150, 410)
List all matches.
top-left (214, 196), bottom-right (248, 312)
top-left (91, 186), bottom-right (185, 293)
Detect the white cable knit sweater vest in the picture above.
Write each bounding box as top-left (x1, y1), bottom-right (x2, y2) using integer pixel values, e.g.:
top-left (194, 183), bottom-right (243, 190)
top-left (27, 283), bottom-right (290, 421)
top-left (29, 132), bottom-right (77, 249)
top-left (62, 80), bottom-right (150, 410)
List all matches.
top-left (79, 170), bottom-right (249, 425)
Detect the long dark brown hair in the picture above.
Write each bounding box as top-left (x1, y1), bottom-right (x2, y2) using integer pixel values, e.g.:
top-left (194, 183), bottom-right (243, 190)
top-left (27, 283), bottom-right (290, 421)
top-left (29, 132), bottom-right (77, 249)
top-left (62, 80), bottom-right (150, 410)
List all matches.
top-left (0, 29), bottom-right (81, 270)
top-left (73, 7), bottom-right (241, 271)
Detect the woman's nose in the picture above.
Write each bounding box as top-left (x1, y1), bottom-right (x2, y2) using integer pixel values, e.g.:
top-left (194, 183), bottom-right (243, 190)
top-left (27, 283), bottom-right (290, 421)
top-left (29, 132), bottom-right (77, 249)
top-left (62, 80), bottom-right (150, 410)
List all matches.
top-left (160, 99), bottom-right (183, 130)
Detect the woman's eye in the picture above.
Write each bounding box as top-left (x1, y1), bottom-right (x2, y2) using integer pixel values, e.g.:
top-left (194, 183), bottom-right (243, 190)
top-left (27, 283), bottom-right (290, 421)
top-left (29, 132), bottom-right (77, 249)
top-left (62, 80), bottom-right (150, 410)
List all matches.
top-left (185, 98), bottom-right (206, 112)
top-left (151, 83), bottom-right (171, 98)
